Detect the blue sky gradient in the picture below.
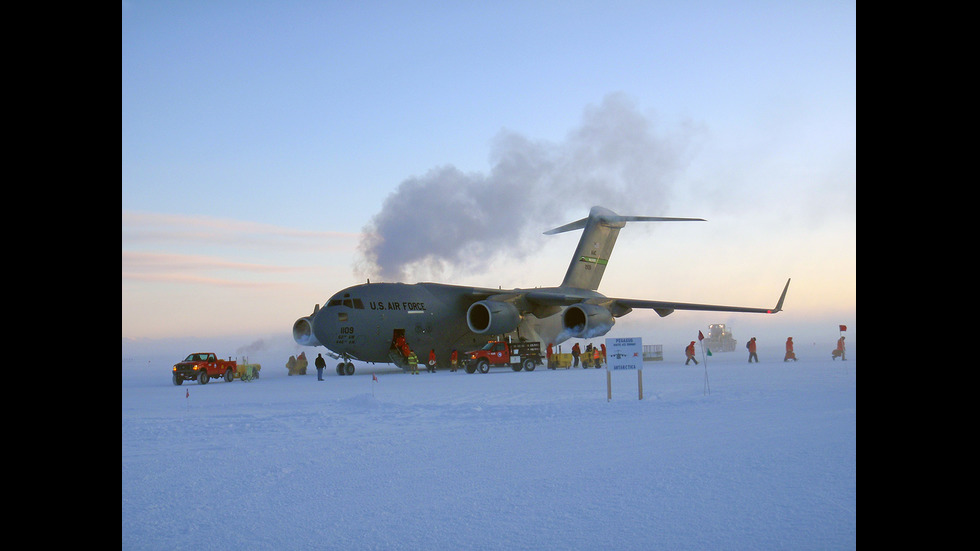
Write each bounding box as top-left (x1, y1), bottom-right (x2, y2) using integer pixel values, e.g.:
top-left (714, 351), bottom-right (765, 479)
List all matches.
top-left (122, 1), bottom-right (855, 348)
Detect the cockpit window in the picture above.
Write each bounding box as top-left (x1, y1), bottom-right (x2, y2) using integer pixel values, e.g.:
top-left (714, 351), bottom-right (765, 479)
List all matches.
top-left (328, 299), bottom-right (342, 307)
top-left (353, 298), bottom-right (364, 309)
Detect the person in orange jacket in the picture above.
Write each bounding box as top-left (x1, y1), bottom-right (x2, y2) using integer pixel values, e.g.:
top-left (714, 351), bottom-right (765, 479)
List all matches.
top-left (746, 337), bottom-right (759, 363)
top-left (685, 341), bottom-right (699, 365)
top-left (784, 337), bottom-right (797, 362)
top-left (450, 349), bottom-right (458, 372)
top-left (833, 336), bottom-right (846, 360)
top-left (427, 349), bottom-right (437, 373)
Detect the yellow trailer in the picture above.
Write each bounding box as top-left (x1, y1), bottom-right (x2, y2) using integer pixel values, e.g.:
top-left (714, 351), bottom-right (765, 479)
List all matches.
top-left (549, 353), bottom-right (573, 369)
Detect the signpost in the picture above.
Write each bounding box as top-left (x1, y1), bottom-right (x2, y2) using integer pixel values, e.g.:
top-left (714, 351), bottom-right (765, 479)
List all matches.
top-left (604, 337), bottom-right (644, 400)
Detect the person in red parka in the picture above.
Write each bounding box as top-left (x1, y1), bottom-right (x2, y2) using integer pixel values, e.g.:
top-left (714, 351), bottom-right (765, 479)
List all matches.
top-left (746, 337), bottom-right (759, 363)
top-left (833, 336), bottom-right (846, 360)
top-left (685, 341), bottom-right (699, 365)
top-left (427, 349), bottom-right (437, 373)
top-left (784, 337), bottom-right (797, 362)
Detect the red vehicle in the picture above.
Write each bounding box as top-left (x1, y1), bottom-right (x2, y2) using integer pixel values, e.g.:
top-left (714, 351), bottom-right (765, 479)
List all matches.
top-left (172, 352), bottom-right (238, 385)
top-left (465, 341), bottom-right (542, 374)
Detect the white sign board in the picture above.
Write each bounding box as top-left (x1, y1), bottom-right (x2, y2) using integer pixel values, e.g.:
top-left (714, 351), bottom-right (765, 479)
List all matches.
top-left (605, 337), bottom-right (643, 370)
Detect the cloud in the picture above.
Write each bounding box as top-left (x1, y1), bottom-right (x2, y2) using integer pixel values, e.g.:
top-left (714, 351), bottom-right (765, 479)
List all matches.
top-left (357, 93), bottom-right (704, 282)
top-left (122, 211), bottom-right (360, 252)
top-left (122, 251), bottom-right (308, 288)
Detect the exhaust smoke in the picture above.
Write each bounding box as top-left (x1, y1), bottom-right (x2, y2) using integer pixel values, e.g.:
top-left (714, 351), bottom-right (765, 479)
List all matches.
top-left (356, 93), bottom-right (700, 283)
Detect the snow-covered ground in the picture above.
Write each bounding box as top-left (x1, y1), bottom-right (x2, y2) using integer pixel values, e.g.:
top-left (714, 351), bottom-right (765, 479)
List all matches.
top-left (122, 343), bottom-right (855, 550)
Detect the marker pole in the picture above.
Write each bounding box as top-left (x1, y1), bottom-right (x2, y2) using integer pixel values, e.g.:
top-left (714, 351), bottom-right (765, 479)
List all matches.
top-left (606, 368), bottom-right (612, 402)
top-left (700, 343), bottom-right (710, 396)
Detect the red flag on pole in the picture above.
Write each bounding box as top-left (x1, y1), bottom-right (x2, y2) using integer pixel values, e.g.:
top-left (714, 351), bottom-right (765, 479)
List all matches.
top-left (698, 330), bottom-right (705, 341)
top-left (839, 325), bottom-right (847, 332)
top-left (372, 374), bottom-right (378, 382)
top-left (186, 389), bottom-right (189, 398)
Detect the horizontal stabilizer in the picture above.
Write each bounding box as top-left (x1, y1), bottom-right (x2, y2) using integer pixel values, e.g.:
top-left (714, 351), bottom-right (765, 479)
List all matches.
top-left (544, 215), bottom-right (705, 235)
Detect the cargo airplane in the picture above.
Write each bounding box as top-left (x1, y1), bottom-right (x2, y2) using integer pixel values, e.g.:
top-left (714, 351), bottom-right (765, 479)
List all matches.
top-left (293, 206), bottom-right (790, 375)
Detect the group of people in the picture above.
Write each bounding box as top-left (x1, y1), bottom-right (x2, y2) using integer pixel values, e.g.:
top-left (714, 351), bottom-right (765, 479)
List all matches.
top-left (567, 342), bottom-right (605, 368)
top-left (406, 348), bottom-right (460, 375)
top-left (392, 335), bottom-right (461, 375)
top-left (683, 335), bottom-right (847, 364)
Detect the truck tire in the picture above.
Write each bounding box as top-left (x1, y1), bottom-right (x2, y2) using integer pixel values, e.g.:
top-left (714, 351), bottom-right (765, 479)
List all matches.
top-left (198, 371), bottom-right (210, 385)
top-left (465, 364), bottom-right (476, 374)
top-left (477, 359), bottom-right (490, 374)
top-left (173, 373), bottom-right (182, 386)
top-left (224, 369), bottom-right (234, 382)
top-left (523, 359), bottom-right (536, 372)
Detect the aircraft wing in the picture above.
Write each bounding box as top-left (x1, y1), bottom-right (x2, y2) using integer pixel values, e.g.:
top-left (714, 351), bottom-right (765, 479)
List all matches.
top-left (524, 278), bottom-right (791, 318)
top-left (612, 278), bottom-right (791, 318)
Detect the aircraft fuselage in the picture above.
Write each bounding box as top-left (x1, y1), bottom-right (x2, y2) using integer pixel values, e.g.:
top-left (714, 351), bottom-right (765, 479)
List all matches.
top-left (302, 282), bottom-right (563, 365)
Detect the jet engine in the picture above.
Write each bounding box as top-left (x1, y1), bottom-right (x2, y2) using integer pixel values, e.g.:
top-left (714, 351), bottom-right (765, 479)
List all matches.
top-left (292, 316), bottom-right (321, 346)
top-left (562, 303), bottom-right (615, 339)
top-left (467, 300), bottom-right (521, 335)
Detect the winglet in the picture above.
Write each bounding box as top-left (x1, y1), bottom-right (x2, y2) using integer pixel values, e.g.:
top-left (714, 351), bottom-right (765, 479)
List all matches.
top-left (769, 278), bottom-right (791, 313)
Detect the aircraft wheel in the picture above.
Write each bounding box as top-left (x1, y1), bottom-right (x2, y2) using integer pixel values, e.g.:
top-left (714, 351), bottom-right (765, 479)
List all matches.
top-left (336, 363), bottom-right (346, 376)
top-left (344, 362), bottom-right (355, 375)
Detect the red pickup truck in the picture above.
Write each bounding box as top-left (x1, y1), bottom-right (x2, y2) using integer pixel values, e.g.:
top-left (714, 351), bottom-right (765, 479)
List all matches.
top-left (465, 341), bottom-right (543, 374)
top-left (172, 352), bottom-right (237, 385)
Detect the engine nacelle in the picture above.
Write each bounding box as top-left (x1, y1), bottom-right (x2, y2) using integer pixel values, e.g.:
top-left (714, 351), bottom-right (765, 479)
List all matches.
top-left (467, 300), bottom-right (521, 335)
top-left (562, 303), bottom-right (615, 339)
top-left (292, 316), bottom-right (321, 346)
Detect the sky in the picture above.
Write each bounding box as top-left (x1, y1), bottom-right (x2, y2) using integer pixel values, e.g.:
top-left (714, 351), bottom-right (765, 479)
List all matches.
top-left (122, 1), bottom-right (856, 350)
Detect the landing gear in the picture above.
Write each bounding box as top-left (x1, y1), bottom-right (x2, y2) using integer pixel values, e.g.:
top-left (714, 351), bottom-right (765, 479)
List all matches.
top-left (335, 355), bottom-right (355, 376)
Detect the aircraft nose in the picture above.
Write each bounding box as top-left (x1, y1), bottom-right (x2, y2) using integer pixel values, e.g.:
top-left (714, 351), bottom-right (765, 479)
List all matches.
top-left (311, 309), bottom-right (334, 350)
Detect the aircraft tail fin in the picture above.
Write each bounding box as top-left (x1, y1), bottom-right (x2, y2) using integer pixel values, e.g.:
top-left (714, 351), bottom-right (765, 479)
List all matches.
top-left (545, 206), bottom-right (704, 290)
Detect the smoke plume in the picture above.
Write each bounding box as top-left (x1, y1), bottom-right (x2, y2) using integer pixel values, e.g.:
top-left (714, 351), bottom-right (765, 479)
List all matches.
top-left (357, 93), bottom-right (700, 282)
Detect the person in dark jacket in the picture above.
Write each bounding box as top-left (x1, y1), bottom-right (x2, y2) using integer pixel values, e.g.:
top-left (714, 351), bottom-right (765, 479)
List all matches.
top-left (315, 353), bottom-right (326, 380)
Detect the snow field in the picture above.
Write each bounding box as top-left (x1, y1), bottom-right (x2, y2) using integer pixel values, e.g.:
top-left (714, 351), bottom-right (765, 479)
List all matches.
top-left (122, 351), bottom-right (855, 550)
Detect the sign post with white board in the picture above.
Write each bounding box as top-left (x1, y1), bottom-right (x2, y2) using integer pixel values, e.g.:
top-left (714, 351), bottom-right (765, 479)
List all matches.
top-left (604, 337), bottom-right (644, 400)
